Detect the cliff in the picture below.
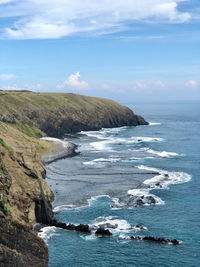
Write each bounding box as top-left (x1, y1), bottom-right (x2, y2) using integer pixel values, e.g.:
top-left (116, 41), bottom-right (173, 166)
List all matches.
top-left (0, 91), bottom-right (148, 266)
top-left (0, 121), bottom-right (55, 266)
top-left (0, 91), bottom-right (147, 137)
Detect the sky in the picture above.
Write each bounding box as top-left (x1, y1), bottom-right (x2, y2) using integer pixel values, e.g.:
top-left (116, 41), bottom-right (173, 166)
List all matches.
top-left (0, 0), bottom-right (199, 103)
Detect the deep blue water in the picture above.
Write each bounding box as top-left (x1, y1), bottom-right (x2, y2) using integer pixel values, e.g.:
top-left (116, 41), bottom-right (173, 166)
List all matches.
top-left (41, 103), bottom-right (200, 267)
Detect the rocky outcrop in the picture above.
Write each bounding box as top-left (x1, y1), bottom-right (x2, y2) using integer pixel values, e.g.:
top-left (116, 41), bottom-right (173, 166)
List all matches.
top-left (130, 236), bottom-right (180, 245)
top-left (95, 228), bottom-right (112, 237)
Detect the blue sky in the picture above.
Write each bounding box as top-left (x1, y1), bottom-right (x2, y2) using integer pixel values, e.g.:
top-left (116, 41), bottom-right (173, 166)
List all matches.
top-left (0, 0), bottom-right (199, 102)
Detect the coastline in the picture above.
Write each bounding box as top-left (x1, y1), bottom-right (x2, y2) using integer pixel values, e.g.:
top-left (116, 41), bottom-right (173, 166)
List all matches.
top-left (41, 137), bottom-right (79, 164)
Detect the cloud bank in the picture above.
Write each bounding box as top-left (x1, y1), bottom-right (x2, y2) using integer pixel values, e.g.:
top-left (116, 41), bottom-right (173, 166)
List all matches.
top-left (57, 72), bottom-right (88, 89)
top-left (0, 0), bottom-right (191, 39)
top-left (0, 74), bottom-right (16, 81)
top-left (186, 80), bottom-right (198, 87)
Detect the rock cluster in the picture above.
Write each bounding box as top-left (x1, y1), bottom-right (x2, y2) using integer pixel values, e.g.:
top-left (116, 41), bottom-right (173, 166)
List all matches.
top-left (95, 227), bottom-right (112, 237)
top-left (130, 236), bottom-right (180, 245)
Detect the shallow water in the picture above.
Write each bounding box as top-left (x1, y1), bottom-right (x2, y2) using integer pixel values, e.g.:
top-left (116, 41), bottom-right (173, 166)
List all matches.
top-left (42, 103), bottom-right (200, 267)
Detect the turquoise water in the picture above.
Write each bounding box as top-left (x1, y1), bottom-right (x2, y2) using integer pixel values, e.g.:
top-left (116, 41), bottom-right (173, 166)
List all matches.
top-left (41, 103), bottom-right (200, 267)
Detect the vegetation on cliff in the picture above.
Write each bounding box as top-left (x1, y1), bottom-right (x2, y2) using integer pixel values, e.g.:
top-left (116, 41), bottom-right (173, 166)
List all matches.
top-left (0, 121), bottom-right (54, 266)
top-left (0, 91), bottom-right (147, 137)
top-left (0, 90), bottom-right (147, 266)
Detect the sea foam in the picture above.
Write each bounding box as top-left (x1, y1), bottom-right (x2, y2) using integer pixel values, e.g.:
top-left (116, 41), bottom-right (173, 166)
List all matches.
top-left (38, 226), bottom-right (58, 242)
top-left (137, 147), bottom-right (184, 158)
top-left (89, 136), bottom-right (164, 152)
top-left (138, 165), bottom-right (191, 189)
top-left (149, 122), bottom-right (161, 126)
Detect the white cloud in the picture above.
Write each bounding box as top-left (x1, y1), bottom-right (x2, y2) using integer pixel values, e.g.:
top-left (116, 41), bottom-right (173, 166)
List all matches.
top-left (136, 81), bottom-right (149, 89)
top-left (155, 80), bottom-right (165, 87)
top-left (135, 80), bottom-right (165, 90)
top-left (0, 0), bottom-right (191, 39)
top-left (0, 84), bottom-right (19, 90)
top-left (186, 80), bottom-right (198, 87)
top-left (0, 0), bottom-right (13, 4)
top-left (118, 35), bottom-right (167, 40)
top-left (102, 83), bottom-right (110, 89)
top-left (57, 72), bottom-right (88, 89)
top-left (1, 83), bottom-right (41, 91)
top-left (154, 2), bottom-right (190, 23)
top-left (0, 74), bottom-right (16, 80)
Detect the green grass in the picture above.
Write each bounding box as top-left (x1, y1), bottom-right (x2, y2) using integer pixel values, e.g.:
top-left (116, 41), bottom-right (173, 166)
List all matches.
top-left (13, 122), bottom-right (44, 138)
top-left (2, 195), bottom-right (9, 216)
top-left (0, 91), bottom-right (138, 137)
top-left (0, 138), bottom-right (13, 152)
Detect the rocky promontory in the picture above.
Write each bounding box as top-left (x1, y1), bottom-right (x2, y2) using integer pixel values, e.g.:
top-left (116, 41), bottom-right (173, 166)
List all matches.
top-left (0, 91), bottom-right (148, 137)
top-left (0, 91), bottom-right (148, 266)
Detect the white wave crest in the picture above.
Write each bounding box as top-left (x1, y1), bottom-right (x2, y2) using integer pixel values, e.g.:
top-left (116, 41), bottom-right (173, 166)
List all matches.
top-left (92, 216), bottom-right (133, 233)
top-left (137, 147), bottom-right (184, 158)
top-left (90, 140), bottom-right (114, 151)
top-left (134, 137), bottom-right (164, 142)
top-left (100, 126), bottom-right (128, 134)
top-left (138, 165), bottom-right (191, 189)
top-left (53, 204), bottom-right (78, 213)
top-left (149, 122), bottom-right (161, 126)
top-left (123, 165), bottom-right (191, 208)
top-left (146, 149), bottom-right (183, 158)
top-left (127, 188), bottom-right (165, 206)
top-left (80, 131), bottom-right (105, 140)
top-left (83, 157), bottom-right (140, 165)
top-left (90, 136), bottom-right (164, 152)
top-left (38, 226), bottom-right (58, 242)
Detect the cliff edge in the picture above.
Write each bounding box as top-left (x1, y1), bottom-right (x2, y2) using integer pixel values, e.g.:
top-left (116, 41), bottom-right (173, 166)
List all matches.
top-left (0, 91), bottom-right (148, 137)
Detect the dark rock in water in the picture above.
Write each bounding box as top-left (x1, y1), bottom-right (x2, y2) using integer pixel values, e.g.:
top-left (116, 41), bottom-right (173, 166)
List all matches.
top-left (51, 220), bottom-right (91, 234)
top-left (52, 221), bottom-right (67, 229)
top-left (171, 239), bottom-right (180, 245)
top-left (65, 224), bottom-right (76, 231)
top-left (75, 224), bottom-right (91, 234)
top-left (135, 224), bottom-right (146, 230)
top-left (155, 182), bottom-right (162, 188)
top-left (111, 193), bottom-right (159, 209)
top-left (145, 196), bottom-right (156, 205)
top-left (135, 198), bottom-right (145, 206)
top-left (134, 195), bottom-right (156, 207)
top-left (143, 236), bottom-right (171, 244)
top-left (131, 236), bottom-right (142, 240)
top-left (95, 228), bottom-right (112, 237)
top-left (164, 174), bottom-right (169, 178)
top-left (130, 235), bottom-right (180, 245)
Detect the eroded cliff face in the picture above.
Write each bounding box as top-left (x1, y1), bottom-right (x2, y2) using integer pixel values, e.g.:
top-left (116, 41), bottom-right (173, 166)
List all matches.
top-left (0, 215), bottom-right (48, 267)
top-left (0, 122), bottom-right (54, 266)
top-left (0, 91), bottom-right (148, 137)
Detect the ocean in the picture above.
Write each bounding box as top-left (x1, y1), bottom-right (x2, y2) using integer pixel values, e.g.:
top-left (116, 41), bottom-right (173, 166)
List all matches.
top-left (39, 103), bottom-right (200, 267)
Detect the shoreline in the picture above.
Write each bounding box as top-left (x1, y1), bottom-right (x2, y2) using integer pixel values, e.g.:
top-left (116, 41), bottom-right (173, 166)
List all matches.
top-left (41, 137), bottom-right (79, 164)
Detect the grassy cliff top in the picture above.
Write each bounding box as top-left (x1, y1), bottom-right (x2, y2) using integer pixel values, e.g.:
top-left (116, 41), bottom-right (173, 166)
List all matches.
top-left (0, 91), bottom-right (147, 137)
